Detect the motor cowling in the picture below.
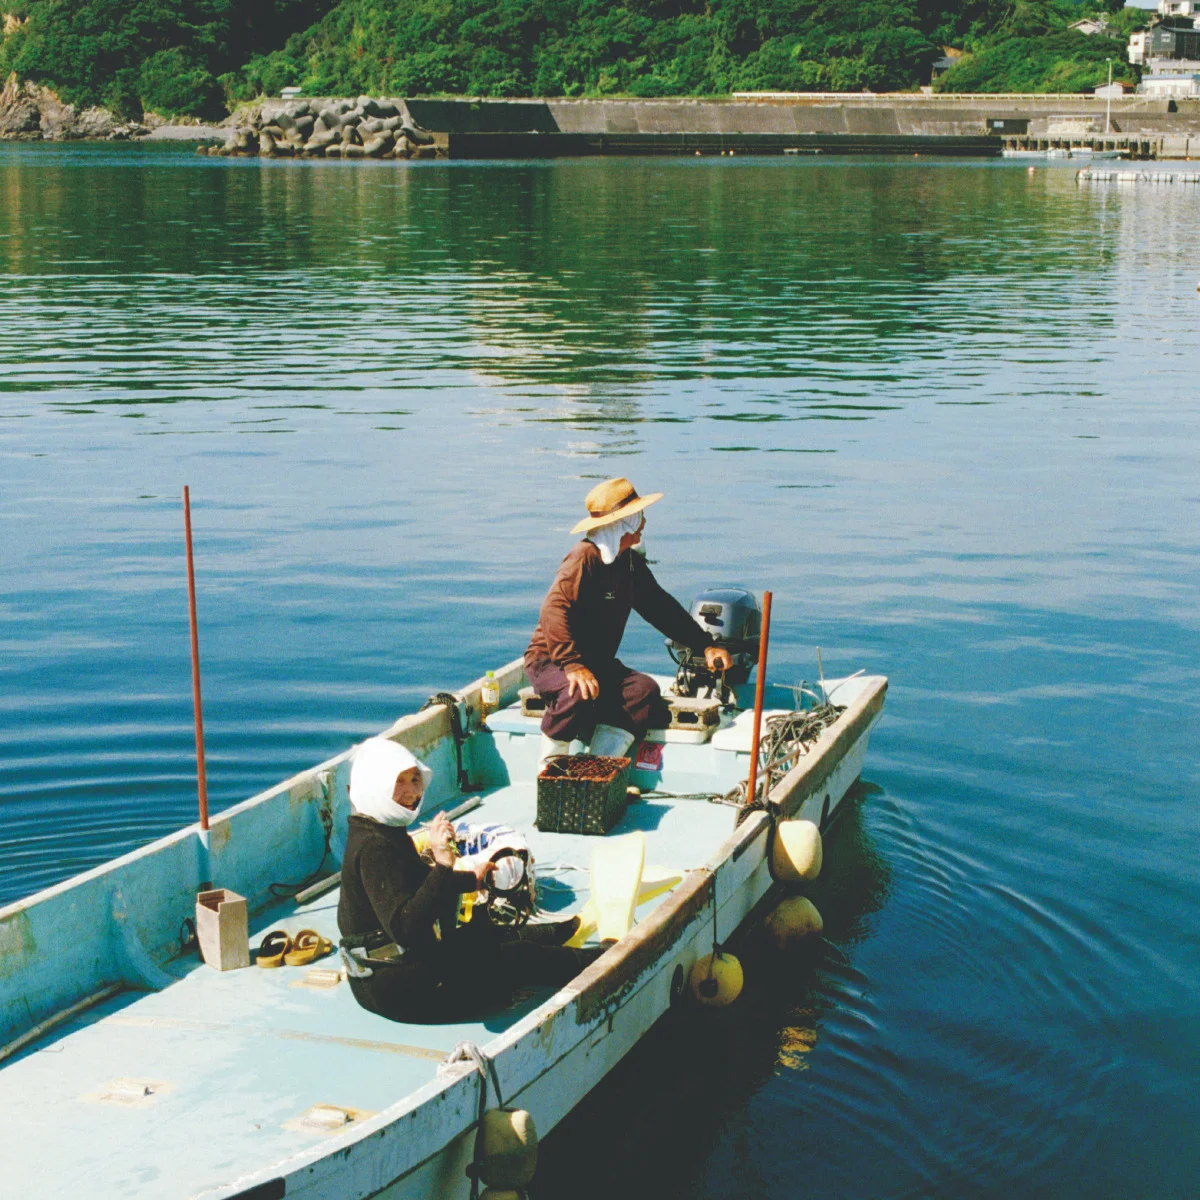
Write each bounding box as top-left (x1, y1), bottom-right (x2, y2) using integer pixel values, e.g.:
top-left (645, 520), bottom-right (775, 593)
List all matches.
top-left (669, 586), bottom-right (762, 693)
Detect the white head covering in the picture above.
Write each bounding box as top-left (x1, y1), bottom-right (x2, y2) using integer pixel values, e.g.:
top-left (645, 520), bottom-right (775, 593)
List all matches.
top-left (586, 511), bottom-right (643, 566)
top-left (349, 736), bottom-right (433, 827)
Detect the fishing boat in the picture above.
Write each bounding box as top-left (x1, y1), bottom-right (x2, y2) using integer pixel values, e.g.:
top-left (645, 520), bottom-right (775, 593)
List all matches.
top-left (0, 590), bottom-right (886, 1199)
top-left (1063, 146), bottom-right (1124, 160)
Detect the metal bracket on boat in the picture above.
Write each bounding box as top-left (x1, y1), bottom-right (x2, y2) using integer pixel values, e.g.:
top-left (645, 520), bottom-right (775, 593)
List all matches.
top-left (420, 691), bottom-right (474, 791)
top-left (317, 767), bottom-right (334, 806)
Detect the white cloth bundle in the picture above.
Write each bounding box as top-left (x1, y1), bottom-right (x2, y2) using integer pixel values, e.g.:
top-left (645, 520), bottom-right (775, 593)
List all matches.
top-left (349, 736), bottom-right (433, 827)
top-left (586, 512), bottom-right (643, 565)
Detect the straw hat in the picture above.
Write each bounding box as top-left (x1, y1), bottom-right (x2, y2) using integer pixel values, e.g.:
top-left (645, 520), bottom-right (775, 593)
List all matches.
top-left (570, 477), bottom-right (663, 535)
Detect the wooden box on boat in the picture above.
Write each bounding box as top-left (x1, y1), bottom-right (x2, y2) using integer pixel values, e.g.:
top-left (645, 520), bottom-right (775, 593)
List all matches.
top-left (194, 888), bottom-right (250, 972)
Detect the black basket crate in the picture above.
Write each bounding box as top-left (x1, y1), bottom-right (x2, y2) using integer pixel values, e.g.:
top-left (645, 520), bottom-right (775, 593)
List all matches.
top-left (536, 754), bottom-right (631, 835)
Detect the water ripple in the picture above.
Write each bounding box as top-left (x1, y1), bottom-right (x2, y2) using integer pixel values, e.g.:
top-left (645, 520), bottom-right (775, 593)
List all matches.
top-left (3, 149), bottom-right (1200, 1199)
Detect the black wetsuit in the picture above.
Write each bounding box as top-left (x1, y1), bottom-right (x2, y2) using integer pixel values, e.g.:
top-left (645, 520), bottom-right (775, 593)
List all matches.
top-left (338, 814), bottom-right (590, 1023)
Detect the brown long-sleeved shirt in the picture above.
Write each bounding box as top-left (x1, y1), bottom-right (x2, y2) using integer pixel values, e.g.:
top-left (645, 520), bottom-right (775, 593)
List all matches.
top-left (525, 541), bottom-right (714, 672)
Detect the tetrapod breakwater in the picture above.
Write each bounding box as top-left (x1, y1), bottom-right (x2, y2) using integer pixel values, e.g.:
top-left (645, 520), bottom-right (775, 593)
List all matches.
top-left (200, 97), bottom-right (439, 159)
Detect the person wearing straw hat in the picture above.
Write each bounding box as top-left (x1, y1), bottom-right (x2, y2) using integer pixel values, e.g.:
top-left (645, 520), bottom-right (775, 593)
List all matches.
top-left (525, 477), bottom-right (733, 765)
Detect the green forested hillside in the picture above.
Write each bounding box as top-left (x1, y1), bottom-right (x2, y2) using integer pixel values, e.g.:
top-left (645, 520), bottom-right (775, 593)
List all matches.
top-left (935, 31), bottom-right (1131, 93)
top-left (0, 0), bottom-right (337, 117)
top-left (934, 0), bottom-right (1143, 92)
top-left (0, 0), bottom-right (1144, 120)
top-left (231, 0), bottom-right (950, 101)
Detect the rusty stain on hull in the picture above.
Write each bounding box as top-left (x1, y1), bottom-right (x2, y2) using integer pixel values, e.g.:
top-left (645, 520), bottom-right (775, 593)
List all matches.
top-left (573, 869), bottom-right (714, 1024)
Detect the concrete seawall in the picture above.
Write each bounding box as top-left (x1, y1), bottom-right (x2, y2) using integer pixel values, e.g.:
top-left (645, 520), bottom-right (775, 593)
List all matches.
top-left (404, 95), bottom-right (1200, 158)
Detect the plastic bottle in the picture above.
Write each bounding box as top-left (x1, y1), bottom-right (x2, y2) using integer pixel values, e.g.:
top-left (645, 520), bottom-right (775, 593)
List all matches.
top-left (480, 670), bottom-right (500, 726)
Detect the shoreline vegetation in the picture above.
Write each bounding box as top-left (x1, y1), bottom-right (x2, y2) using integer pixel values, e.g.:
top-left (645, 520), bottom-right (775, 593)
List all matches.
top-left (0, 0), bottom-right (1145, 138)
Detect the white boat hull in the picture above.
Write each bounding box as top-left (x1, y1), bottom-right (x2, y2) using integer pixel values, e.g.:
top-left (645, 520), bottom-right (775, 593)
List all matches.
top-left (203, 675), bottom-right (885, 1200)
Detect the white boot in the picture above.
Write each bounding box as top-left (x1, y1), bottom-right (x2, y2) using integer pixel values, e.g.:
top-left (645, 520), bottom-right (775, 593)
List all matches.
top-left (588, 723), bottom-right (635, 759)
top-left (539, 735), bottom-right (572, 769)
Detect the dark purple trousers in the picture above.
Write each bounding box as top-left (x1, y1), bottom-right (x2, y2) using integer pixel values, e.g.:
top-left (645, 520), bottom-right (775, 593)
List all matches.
top-left (525, 659), bottom-right (670, 742)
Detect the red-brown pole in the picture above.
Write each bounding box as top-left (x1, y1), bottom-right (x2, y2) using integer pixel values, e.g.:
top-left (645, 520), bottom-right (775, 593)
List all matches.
top-left (744, 590), bottom-right (773, 808)
top-left (183, 486), bottom-right (209, 831)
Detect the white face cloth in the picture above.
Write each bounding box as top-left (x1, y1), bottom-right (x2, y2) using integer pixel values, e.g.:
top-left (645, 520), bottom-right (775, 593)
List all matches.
top-left (349, 736), bottom-right (433, 827)
top-left (587, 511), bottom-right (643, 565)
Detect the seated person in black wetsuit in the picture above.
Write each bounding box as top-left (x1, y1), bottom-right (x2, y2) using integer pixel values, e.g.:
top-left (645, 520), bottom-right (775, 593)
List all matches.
top-left (338, 736), bottom-right (597, 1024)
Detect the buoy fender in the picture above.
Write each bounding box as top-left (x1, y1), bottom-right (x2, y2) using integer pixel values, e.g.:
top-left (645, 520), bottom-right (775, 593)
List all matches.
top-left (478, 1108), bottom-right (538, 1189)
top-left (764, 896), bottom-right (824, 951)
top-left (772, 819), bottom-right (823, 883)
top-left (688, 951), bottom-right (743, 1007)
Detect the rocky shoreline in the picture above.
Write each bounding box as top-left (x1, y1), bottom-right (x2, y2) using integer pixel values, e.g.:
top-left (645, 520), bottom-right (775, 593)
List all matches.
top-left (0, 75), bottom-right (440, 159)
top-left (0, 74), bottom-right (150, 141)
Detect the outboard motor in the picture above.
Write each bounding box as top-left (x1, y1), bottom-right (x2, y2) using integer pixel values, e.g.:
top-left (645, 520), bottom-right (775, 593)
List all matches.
top-left (669, 586), bottom-right (762, 698)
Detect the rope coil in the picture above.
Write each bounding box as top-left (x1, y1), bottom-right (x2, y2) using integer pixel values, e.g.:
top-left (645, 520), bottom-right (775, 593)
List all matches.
top-left (730, 702), bottom-right (846, 815)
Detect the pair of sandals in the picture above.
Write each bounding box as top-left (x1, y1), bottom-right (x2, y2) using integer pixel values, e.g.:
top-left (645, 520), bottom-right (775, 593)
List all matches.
top-left (257, 928), bottom-right (334, 969)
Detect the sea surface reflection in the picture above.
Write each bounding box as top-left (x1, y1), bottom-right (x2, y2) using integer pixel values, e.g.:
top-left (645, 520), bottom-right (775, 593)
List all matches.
top-left (2, 145), bottom-right (1198, 1197)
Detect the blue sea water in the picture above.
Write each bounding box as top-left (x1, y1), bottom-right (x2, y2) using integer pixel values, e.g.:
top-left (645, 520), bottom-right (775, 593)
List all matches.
top-left (1, 144), bottom-right (1198, 1197)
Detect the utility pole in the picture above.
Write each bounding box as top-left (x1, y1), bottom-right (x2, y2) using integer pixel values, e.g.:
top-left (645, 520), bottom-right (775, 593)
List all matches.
top-left (1106, 59), bottom-right (1113, 136)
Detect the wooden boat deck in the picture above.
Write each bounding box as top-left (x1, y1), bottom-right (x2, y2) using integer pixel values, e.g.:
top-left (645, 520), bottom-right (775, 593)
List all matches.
top-left (0, 722), bottom-right (743, 1199)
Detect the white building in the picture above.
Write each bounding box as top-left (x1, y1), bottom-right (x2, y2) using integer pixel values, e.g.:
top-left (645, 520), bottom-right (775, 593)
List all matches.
top-left (1130, 1), bottom-right (1200, 66)
top-left (1128, 3), bottom-right (1200, 94)
top-left (1141, 65), bottom-right (1200, 96)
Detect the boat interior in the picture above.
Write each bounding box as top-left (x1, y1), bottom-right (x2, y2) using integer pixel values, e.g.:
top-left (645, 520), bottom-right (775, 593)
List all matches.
top-left (0, 672), bottom-right (872, 1197)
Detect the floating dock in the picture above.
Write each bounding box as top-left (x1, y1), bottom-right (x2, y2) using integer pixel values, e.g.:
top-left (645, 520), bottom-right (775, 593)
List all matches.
top-left (1078, 167), bottom-right (1200, 184)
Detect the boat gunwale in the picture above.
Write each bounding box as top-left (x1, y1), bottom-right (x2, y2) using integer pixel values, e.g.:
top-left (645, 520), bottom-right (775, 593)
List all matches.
top-left (0, 659), bottom-right (532, 927)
